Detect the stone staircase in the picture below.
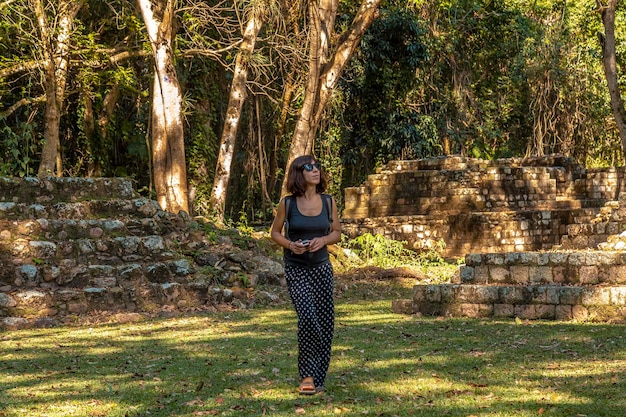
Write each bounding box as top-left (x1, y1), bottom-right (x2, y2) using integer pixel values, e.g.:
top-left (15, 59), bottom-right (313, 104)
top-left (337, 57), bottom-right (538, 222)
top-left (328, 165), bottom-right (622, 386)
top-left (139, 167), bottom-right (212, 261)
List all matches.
top-left (342, 155), bottom-right (623, 258)
top-left (341, 155), bottom-right (626, 322)
top-left (0, 177), bottom-right (284, 329)
top-left (394, 250), bottom-right (626, 322)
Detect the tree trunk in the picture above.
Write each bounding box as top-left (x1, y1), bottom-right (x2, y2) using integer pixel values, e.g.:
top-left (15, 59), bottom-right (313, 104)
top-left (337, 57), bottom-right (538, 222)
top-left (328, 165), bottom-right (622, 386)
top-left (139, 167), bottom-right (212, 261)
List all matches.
top-left (83, 83), bottom-right (120, 176)
top-left (138, 0), bottom-right (189, 214)
top-left (282, 0), bottom-right (381, 195)
top-left (210, 9), bottom-right (264, 221)
top-left (35, 0), bottom-right (83, 177)
top-left (598, 0), bottom-right (626, 155)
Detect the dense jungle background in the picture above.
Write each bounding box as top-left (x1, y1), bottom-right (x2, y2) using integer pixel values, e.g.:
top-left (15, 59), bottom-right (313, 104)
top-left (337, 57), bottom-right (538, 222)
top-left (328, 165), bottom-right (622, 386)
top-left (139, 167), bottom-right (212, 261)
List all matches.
top-left (1, 0), bottom-right (625, 223)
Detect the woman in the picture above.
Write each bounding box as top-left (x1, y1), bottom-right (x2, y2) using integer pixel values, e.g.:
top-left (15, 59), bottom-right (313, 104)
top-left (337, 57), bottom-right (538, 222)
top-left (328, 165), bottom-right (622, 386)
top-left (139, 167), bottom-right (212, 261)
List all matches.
top-left (270, 155), bottom-right (342, 395)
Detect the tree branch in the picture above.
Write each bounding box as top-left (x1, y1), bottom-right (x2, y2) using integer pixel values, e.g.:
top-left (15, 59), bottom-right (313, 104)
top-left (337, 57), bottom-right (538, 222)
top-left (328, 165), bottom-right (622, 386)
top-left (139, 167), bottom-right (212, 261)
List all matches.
top-left (0, 96), bottom-right (46, 119)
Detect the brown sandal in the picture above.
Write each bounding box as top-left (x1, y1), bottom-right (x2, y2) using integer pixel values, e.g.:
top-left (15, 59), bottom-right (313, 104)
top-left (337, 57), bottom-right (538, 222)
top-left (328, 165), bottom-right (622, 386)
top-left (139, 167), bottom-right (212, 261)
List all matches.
top-left (298, 377), bottom-right (316, 395)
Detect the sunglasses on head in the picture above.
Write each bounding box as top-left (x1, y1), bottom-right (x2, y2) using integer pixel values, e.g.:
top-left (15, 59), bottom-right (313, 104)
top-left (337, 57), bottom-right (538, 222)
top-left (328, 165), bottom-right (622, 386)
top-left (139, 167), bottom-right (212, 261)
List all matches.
top-left (302, 163), bottom-right (322, 172)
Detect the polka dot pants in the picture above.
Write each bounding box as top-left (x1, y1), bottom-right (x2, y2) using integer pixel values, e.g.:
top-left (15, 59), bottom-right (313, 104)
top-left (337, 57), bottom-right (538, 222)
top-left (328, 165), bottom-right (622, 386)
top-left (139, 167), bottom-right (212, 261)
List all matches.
top-left (285, 262), bottom-right (334, 389)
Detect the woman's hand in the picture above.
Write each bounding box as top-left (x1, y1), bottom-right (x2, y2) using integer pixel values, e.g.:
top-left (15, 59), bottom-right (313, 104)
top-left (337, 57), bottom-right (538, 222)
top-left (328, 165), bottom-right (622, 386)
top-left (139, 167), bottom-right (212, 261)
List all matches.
top-left (306, 237), bottom-right (327, 253)
top-left (289, 240), bottom-right (308, 254)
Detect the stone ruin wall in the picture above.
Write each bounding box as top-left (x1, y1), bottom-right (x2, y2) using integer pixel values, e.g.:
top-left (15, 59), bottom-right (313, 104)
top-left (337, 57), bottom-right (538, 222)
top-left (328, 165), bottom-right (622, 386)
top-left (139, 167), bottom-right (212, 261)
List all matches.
top-left (342, 155), bottom-right (626, 259)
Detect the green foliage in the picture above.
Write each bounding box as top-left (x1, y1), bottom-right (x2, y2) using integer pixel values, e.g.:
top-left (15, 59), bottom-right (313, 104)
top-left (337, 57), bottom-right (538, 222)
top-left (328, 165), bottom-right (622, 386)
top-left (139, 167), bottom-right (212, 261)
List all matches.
top-left (0, 124), bottom-right (37, 177)
top-left (341, 232), bottom-right (446, 268)
top-left (336, 6), bottom-right (429, 185)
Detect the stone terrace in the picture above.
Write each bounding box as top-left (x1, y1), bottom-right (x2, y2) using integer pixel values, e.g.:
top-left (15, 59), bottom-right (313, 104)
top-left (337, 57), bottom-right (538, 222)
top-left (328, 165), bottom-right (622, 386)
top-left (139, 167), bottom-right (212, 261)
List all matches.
top-left (342, 155), bottom-right (626, 321)
top-left (342, 154), bottom-right (626, 258)
top-left (0, 177), bottom-right (284, 328)
top-left (402, 251), bottom-right (626, 321)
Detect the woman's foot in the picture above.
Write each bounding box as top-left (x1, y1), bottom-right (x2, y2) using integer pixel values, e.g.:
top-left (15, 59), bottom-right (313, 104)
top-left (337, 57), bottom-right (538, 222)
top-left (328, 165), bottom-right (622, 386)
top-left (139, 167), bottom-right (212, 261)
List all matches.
top-left (298, 377), bottom-right (316, 395)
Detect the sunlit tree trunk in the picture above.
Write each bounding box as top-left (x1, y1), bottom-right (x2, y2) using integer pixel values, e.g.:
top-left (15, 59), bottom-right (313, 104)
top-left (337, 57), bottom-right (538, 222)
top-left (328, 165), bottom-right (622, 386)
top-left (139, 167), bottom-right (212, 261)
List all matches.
top-left (138, 0), bottom-right (189, 214)
top-left (35, 0), bottom-right (83, 176)
top-left (597, 0), bottom-right (626, 155)
top-left (282, 0), bottom-right (381, 195)
top-left (210, 7), bottom-right (264, 221)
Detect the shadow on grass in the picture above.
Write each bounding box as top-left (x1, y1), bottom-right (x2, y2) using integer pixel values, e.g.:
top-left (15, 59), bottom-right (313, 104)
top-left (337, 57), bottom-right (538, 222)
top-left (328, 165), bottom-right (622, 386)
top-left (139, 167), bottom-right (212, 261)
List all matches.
top-left (1, 299), bottom-right (625, 416)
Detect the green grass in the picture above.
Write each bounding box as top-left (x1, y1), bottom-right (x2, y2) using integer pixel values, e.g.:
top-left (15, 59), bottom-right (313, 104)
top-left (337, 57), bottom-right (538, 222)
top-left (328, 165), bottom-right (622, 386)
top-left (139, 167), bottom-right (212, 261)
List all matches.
top-left (1, 276), bottom-right (625, 417)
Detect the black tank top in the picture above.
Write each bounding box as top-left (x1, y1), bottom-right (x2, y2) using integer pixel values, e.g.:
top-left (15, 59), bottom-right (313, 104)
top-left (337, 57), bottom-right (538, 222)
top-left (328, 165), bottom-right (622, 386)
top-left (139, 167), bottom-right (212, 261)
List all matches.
top-left (284, 195), bottom-right (331, 267)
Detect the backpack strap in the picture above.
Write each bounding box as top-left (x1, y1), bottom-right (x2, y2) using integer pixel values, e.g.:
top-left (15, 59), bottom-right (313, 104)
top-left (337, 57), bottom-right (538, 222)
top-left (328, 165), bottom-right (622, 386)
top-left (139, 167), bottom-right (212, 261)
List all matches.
top-left (323, 194), bottom-right (333, 234)
top-left (283, 195), bottom-right (293, 237)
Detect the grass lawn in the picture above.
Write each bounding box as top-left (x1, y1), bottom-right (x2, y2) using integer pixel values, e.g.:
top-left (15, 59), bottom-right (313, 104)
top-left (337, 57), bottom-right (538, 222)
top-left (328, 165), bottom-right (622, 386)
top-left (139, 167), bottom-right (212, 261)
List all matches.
top-left (1, 274), bottom-right (625, 417)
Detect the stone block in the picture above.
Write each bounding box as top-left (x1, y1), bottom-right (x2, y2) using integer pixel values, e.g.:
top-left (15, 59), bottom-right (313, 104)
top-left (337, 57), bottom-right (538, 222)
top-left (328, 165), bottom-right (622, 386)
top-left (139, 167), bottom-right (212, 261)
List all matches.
top-left (587, 305), bottom-right (621, 322)
top-left (500, 286), bottom-right (525, 304)
top-left (515, 305), bottom-right (539, 319)
top-left (564, 264), bottom-right (580, 284)
top-left (610, 287), bottom-right (626, 305)
top-left (493, 304), bottom-right (515, 317)
top-left (459, 266), bottom-right (475, 283)
top-left (504, 252), bottom-right (523, 265)
top-left (489, 266), bottom-right (510, 283)
top-left (597, 251), bottom-right (619, 266)
top-left (529, 266), bottom-right (553, 284)
top-left (535, 304), bottom-right (556, 319)
top-left (545, 287), bottom-right (560, 304)
top-left (439, 285), bottom-right (456, 303)
top-left (459, 303), bottom-right (493, 318)
top-left (537, 253), bottom-right (550, 266)
top-left (552, 266), bottom-right (566, 283)
top-left (567, 252), bottom-right (585, 266)
top-left (559, 287), bottom-right (583, 304)
top-left (485, 254), bottom-right (505, 265)
top-left (584, 252), bottom-right (599, 265)
top-left (555, 305), bottom-right (573, 321)
top-left (510, 266), bottom-right (529, 284)
top-left (581, 287), bottom-right (611, 306)
top-left (474, 286), bottom-right (500, 304)
top-left (474, 265), bottom-right (489, 284)
top-left (525, 286), bottom-right (548, 304)
top-left (609, 265), bottom-right (626, 284)
top-left (456, 285), bottom-right (478, 303)
top-left (424, 285), bottom-right (442, 302)
top-left (519, 252), bottom-right (539, 264)
top-left (579, 266), bottom-right (599, 284)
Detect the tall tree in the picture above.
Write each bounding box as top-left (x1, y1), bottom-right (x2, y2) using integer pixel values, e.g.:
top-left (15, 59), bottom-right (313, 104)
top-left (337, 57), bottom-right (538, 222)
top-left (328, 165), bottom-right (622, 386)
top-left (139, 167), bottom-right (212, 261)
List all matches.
top-left (137, 0), bottom-right (189, 214)
top-left (210, 0), bottom-right (267, 221)
top-left (34, 0), bottom-right (83, 176)
top-left (282, 0), bottom-right (382, 194)
top-left (597, 0), bottom-right (626, 155)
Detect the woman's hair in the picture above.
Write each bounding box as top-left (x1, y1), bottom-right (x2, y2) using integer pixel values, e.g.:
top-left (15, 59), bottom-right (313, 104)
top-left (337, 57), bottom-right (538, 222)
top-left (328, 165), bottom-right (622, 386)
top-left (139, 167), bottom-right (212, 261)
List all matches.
top-left (286, 155), bottom-right (328, 196)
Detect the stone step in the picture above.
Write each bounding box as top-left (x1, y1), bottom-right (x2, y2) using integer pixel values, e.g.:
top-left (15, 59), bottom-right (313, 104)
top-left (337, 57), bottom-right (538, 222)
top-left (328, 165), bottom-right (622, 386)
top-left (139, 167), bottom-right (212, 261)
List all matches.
top-left (2, 259), bottom-right (197, 291)
top-left (0, 176), bottom-right (288, 325)
top-left (395, 283), bottom-right (626, 321)
top-left (0, 198), bottom-right (168, 221)
top-left (0, 177), bottom-right (135, 203)
top-left (0, 234), bottom-right (172, 262)
top-left (0, 281), bottom-right (283, 328)
top-left (461, 251), bottom-right (626, 286)
top-left (0, 281), bottom-right (212, 321)
top-left (0, 217), bottom-right (169, 241)
top-left (0, 235), bottom-right (184, 287)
